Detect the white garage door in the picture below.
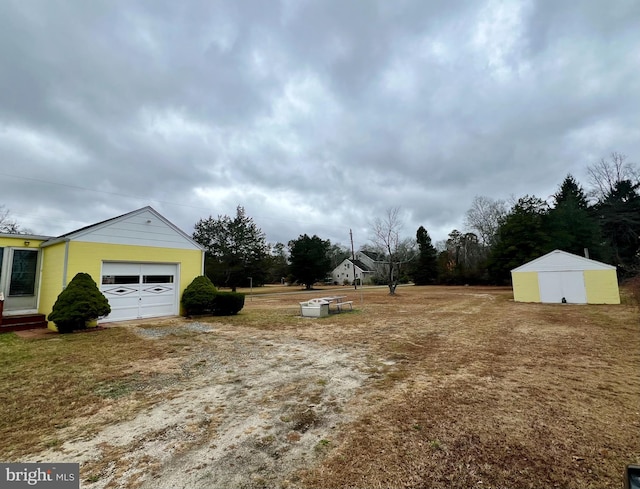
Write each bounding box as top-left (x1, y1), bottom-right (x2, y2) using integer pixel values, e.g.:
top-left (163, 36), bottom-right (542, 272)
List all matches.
top-left (538, 271), bottom-right (587, 304)
top-left (100, 262), bottom-right (178, 322)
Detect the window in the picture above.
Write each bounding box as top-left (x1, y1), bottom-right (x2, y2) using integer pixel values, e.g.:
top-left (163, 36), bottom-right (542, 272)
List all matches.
top-left (143, 275), bottom-right (174, 284)
top-left (102, 275), bottom-right (140, 285)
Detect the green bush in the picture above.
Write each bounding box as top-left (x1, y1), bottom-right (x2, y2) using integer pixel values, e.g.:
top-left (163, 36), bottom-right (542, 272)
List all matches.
top-left (181, 276), bottom-right (217, 316)
top-left (48, 273), bottom-right (111, 333)
top-left (212, 292), bottom-right (245, 315)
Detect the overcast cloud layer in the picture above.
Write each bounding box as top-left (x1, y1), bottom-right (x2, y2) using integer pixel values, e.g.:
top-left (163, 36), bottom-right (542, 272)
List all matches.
top-left (1, 0), bottom-right (639, 248)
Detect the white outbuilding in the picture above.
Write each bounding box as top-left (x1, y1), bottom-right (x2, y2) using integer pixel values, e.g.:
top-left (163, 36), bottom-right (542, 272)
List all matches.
top-left (511, 250), bottom-right (620, 304)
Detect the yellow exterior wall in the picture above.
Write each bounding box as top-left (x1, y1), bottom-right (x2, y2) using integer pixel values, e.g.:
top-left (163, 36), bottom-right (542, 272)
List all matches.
top-left (584, 269), bottom-right (620, 304)
top-left (0, 237), bottom-right (46, 247)
top-left (38, 242), bottom-right (67, 324)
top-left (40, 241), bottom-right (203, 329)
top-left (512, 271), bottom-right (541, 302)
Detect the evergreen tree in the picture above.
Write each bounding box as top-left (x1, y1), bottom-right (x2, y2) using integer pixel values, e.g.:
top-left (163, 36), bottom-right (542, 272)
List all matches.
top-left (411, 226), bottom-right (438, 285)
top-left (48, 273), bottom-right (111, 333)
top-left (193, 206), bottom-right (269, 291)
top-left (593, 179), bottom-right (640, 276)
top-left (546, 175), bottom-right (604, 259)
top-left (288, 234), bottom-right (332, 289)
top-left (487, 196), bottom-right (550, 283)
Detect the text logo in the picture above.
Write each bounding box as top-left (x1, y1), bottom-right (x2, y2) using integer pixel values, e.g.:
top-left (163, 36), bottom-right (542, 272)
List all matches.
top-left (1, 464), bottom-right (79, 489)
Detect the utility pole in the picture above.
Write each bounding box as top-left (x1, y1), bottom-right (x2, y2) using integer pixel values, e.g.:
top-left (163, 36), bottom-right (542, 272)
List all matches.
top-left (350, 228), bottom-right (357, 290)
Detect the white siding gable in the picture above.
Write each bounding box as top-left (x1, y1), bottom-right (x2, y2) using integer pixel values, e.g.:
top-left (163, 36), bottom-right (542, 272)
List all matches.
top-left (68, 208), bottom-right (201, 250)
top-left (512, 250), bottom-right (615, 273)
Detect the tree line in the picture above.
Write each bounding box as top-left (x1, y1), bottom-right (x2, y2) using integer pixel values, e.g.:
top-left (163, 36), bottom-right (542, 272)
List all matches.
top-left (192, 153), bottom-right (639, 291)
top-left (427, 152), bottom-right (640, 285)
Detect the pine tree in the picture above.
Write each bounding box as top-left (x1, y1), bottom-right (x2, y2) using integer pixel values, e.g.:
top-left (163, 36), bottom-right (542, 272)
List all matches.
top-left (546, 175), bottom-right (603, 259)
top-left (411, 226), bottom-right (438, 285)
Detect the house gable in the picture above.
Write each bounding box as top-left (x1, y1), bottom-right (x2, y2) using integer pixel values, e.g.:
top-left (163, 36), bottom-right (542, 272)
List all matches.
top-left (41, 207), bottom-right (202, 251)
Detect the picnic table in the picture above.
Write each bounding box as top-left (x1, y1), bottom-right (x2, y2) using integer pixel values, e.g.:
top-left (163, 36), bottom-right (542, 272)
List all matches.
top-left (318, 296), bottom-right (353, 313)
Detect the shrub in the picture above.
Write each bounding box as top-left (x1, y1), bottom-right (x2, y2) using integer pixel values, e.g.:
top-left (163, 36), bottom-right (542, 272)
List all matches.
top-left (48, 273), bottom-right (111, 333)
top-left (181, 276), bottom-right (217, 316)
top-left (212, 292), bottom-right (245, 315)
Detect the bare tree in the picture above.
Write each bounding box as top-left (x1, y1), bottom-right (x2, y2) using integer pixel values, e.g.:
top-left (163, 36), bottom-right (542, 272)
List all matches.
top-left (370, 207), bottom-right (416, 294)
top-left (587, 152), bottom-right (639, 201)
top-left (463, 196), bottom-right (507, 247)
top-left (0, 205), bottom-right (20, 233)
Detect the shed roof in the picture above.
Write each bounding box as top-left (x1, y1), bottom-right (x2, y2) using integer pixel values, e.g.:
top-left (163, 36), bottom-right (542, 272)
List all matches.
top-left (511, 249), bottom-right (615, 273)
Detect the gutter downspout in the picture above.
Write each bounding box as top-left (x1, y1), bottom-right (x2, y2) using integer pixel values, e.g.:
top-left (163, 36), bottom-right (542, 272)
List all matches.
top-left (62, 239), bottom-right (70, 288)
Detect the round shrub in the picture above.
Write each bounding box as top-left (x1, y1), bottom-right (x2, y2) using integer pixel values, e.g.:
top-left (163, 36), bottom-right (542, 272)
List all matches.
top-left (48, 272), bottom-right (111, 333)
top-left (212, 292), bottom-right (245, 315)
top-left (181, 275), bottom-right (217, 316)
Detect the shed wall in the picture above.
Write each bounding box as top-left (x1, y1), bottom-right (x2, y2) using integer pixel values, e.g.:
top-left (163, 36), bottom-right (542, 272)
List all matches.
top-left (511, 272), bottom-right (540, 302)
top-left (584, 269), bottom-right (620, 304)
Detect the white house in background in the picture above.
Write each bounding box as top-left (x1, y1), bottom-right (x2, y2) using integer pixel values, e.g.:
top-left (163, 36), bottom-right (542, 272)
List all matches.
top-left (330, 250), bottom-right (381, 285)
top-left (511, 249), bottom-right (620, 304)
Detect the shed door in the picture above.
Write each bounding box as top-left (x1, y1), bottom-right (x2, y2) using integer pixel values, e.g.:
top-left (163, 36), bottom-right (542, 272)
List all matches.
top-left (538, 271), bottom-right (587, 304)
top-left (100, 262), bottom-right (178, 322)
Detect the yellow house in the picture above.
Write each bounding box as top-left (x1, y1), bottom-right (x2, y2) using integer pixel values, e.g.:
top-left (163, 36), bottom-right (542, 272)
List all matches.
top-left (0, 207), bottom-right (204, 331)
top-left (511, 249), bottom-right (620, 304)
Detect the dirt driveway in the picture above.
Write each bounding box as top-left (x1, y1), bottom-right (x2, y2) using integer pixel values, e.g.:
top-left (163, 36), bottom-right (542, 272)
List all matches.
top-left (35, 316), bottom-right (377, 488)
top-left (26, 286), bottom-right (640, 488)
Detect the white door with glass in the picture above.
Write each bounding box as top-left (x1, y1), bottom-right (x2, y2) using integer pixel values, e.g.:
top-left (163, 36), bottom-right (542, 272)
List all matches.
top-left (0, 247), bottom-right (40, 313)
top-left (100, 262), bottom-right (178, 322)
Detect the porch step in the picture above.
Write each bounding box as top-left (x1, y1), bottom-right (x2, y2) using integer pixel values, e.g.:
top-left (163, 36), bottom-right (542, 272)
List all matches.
top-left (0, 314), bottom-right (48, 333)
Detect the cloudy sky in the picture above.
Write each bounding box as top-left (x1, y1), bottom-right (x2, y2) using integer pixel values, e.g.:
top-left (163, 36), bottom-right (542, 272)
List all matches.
top-left (1, 0), bottom-right (639, 249)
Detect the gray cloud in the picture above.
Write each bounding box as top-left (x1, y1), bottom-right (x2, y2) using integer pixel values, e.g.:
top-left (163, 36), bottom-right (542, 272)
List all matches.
top-left (1, 0), bottom-right (638, 249)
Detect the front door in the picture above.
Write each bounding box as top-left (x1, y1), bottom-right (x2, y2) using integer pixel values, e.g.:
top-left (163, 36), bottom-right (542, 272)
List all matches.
top-left (0, 248), bottom-right (40, 312)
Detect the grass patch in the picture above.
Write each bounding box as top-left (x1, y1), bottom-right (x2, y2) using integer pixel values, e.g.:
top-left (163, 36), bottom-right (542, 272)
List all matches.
top-left (0, 327), bottom-right (179, 459)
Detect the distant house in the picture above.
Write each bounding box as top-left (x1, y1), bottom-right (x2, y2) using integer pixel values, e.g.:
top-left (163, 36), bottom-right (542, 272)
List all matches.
top-left (0, 206), bottom-right (204, 331)
top-left (330, 250), bottom-right (382, 285)
top-left (511, 249), bottom-right (620, 304)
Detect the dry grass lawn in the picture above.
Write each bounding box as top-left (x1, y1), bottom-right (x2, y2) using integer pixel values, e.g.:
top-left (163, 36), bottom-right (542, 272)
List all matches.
top-left (1, 285), bottom-right (638, 489)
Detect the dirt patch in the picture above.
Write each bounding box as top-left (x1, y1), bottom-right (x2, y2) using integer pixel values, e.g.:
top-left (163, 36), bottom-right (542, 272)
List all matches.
top-left (35, 330), bottom-right (369, 489)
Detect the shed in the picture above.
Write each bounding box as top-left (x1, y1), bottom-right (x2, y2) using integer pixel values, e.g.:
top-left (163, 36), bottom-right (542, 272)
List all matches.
top-left (511, 250), bottom-right (620, 304)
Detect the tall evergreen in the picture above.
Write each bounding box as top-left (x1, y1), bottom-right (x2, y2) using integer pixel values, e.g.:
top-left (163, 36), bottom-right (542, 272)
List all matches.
top-left (487, 196), bottom-right (550, 283)
top-left (193, 206), bottom-right (269, 291)
top-left (546, 174), bottom-right (604, 259)
top-left (288, 234), bottom-right (332, 289)
top-left (593, 179), bottom-right (640, 276)
top-left (411, 226), bottom-right (438, 285)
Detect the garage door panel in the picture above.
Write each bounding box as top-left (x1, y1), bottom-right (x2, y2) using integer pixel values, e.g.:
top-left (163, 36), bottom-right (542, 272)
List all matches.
top-left (101, 262), bottom-right (178, 322)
